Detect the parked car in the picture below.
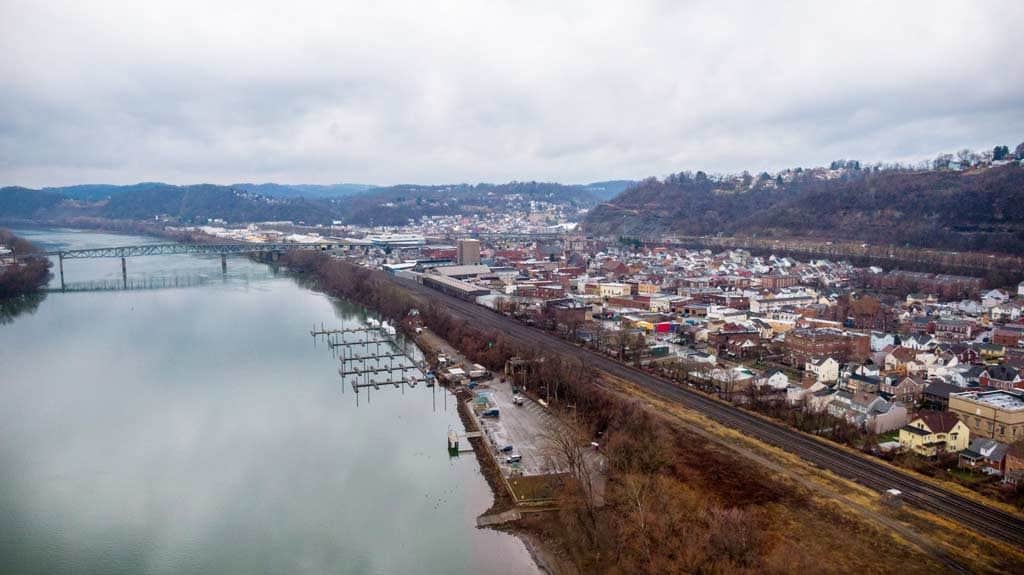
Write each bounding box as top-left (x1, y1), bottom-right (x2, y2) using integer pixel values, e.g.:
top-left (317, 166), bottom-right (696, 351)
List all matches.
top-left (482, 408), bottom-right (500, 418)
top-left (498, 444), bottom-right (514, 453)
top-left (512, 395), bottom-right (524, 406)
top-left (505, 454), bottom-right (522, 464)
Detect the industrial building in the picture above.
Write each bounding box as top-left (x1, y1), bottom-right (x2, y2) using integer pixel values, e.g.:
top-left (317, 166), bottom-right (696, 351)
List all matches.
top-left (421, 273), bottom-right (490, 301)
top-left (457, 238), bottom-right (481, 265)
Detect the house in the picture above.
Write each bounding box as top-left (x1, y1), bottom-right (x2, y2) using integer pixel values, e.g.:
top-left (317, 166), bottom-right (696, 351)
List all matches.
top-left (787, 380), bottom-right (826, 406)
top-left (902, 334), bottom-right (937, 351)
top-left (977, 343), bottom-right (1006, 362)
top-left (870, 332), bottom-right (896, 352)
top-left (982, 289), bottom-right (1010, 309)
top-left (882, 376), bottom-right (926, 405)
top-left (959, 364), bottom-right (986, 387)
top-left (958, 438), bottom-right (1009, 476)
top-left (828, 391), bottom-right (907, 433)
top-left (923, 351), bottom-right (959, 380)
top-left (758, 369), bottom-right (790, 391)
top-left (806, 385), bottom-right (839, 413)
top-left (979, 365), bottom-right (1022, 391)
top-left (884, 347), bottom-right (921, 375)
top-left (682, 350), bottom-right (717, 365)
top-left (806, 357), bottom-right (839, 383)
top-left (922, 380), bottom-right (961, 410)
top-left (950, 344), bottom-right (980, 366)
top-left (991, 302), bottom-right (1022, 322)
top-left (842, 373), bottom-right (882, 394)
top-left (1005, 444), bottom-right (1024, 485)
top-left (899, 412), bottom-right (970, 457)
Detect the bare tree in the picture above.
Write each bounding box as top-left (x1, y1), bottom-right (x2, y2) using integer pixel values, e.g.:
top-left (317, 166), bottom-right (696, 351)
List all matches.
top-left (542, 419), bottom-right (599, 541)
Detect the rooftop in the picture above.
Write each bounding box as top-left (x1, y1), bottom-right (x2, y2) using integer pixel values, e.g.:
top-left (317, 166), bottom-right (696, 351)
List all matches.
top-left (952, 390), bottom-right (1024, 411)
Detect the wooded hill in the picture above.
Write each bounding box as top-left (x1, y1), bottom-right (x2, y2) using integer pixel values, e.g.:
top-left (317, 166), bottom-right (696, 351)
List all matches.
top-left (583, 165), bottom-right (1024, 254)
top-left (0, 180), bottom-right (634, 226)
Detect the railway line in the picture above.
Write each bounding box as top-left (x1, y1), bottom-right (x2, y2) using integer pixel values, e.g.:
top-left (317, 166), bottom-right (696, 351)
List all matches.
top-left (393, 276), bottom-right (1024, 548)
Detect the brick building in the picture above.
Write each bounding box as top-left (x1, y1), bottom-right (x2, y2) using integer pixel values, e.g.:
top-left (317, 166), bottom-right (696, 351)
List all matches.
top-left (784, 327), bottom-right (870, 365)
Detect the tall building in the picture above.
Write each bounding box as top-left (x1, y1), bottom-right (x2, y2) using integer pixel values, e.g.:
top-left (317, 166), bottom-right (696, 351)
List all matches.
top-left (457, 239), bottom-right (481, 265)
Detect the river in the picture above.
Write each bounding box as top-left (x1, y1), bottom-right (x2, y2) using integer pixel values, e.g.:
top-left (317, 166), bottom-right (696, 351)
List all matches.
top-left (0, 228), bottom-right (541, 575)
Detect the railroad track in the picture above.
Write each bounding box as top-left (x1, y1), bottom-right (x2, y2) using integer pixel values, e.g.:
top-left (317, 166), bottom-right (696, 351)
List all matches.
top-left (394, 277), bottom-right (1024, 547)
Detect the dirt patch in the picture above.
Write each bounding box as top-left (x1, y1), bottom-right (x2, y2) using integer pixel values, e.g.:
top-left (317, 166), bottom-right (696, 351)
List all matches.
top-left (508, 473), bottom-right (568, 503)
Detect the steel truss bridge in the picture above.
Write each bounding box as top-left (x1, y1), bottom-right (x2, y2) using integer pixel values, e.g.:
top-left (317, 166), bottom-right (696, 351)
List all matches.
top-left (46, 242), bottom-right (337, 259)
top-left (46, 242), bottom-right (339, 290)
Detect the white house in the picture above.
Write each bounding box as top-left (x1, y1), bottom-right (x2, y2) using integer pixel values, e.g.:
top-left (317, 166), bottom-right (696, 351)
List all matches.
top-left (806, 357), bottom-right (840, 383)
top-left (806, 386), bottom-right (839, 413)
top-left (788, 380), bottom-right (826, 406)
top-left (991, 302), bottom-right (1022, 322)
top-left (982, 289), bottom-right (1009, 309)
top-left (758, 369), bottom-right (790, 390)
top-left (870, 332), bottom-right (896, 352)
top-left (902, 334), bottom-right (937, 351)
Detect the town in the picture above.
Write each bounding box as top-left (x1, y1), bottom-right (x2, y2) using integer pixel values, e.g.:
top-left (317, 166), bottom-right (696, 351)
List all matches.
top-left (229, 221), bottom-right (1024, 509)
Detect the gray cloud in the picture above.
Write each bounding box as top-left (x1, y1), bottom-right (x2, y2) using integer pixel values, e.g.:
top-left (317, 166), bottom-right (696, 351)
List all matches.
top-left (1, 0), bottom-right (1022, 187)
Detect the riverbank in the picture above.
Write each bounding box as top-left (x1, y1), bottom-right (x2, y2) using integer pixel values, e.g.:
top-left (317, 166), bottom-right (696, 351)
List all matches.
top-left (413, 331), bottom-right (564, 575)
top-left (0, 229), bottom-right (51, 300)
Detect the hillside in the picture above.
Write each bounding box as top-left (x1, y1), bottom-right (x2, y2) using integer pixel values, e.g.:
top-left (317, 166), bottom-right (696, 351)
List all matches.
top-left (229, 183), bottom-right (376, 199)
top-left (337, 180), bottom-right (630, 225)
top-left (0, 183), bottom-right (343, 224)
top-left (1, 179), bottom-right (633, 226)
top-left (40, 182), bottom-right (377, 201)
top-left (583, 165), bottom-right (1024, 253)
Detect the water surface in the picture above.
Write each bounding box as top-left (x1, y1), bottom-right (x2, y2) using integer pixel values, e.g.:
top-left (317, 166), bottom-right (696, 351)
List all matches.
top-left (0, 228), bottom-right (540, 575)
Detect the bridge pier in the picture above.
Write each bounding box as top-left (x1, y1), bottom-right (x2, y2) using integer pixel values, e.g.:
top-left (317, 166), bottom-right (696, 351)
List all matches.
top-left (221, 253), bottom-right (227, 274)
top-left (58, 253), bottom-right (65, 290)
top-left (121, 257), bottom-right (127, 289)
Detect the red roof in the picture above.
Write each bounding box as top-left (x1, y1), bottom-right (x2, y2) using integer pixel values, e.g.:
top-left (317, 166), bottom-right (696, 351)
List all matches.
top-left (917, 411), bottom-right (962, 434)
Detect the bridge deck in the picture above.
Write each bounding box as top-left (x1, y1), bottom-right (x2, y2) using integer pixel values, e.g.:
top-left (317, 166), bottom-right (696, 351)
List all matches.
top-left (47, 242), bottom-right (338, 259)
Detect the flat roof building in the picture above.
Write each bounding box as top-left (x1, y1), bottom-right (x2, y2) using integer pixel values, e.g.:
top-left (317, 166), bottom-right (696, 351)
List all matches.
top-left (422, 273), bottom-right (491, 301)
top-left (949, 389), bottom-right (1024, 443)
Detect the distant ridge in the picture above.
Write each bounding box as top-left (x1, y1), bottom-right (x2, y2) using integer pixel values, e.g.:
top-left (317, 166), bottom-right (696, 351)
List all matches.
top-left (583, 163), bottom-right (1024, 254)
top-left (1, 179), bottom-right (634, 226)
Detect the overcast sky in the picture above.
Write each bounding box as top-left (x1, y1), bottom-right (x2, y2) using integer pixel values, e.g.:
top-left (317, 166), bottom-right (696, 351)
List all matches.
top-left (1, 1), bottom-right (1022, 188)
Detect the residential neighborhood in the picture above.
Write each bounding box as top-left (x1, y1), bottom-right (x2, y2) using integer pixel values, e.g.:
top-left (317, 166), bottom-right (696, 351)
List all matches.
top-left (299, 228), bottom-right (1024, 503)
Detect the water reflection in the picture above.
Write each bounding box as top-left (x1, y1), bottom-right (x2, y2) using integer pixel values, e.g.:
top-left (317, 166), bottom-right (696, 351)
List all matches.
top-left (0, 292), bottom-right (47, 325)
top-left (0, 228), bottom-right (541, 575)
top-left (47, 271), bottom-right (278, 293)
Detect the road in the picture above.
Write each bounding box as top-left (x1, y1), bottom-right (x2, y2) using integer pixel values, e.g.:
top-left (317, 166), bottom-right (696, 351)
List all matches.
top-left (393, 276), bottom-right (1024, 548)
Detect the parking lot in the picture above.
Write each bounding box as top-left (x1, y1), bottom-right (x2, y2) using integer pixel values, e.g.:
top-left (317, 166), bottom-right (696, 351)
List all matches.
top-left (474, 378), bottom-right (566, 476)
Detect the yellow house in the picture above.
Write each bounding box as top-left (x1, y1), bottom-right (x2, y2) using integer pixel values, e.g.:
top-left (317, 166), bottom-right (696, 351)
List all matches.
top-left (899, 412), bottom-right (970, 457)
